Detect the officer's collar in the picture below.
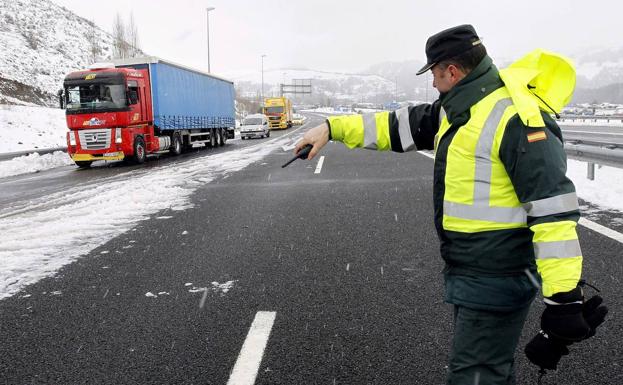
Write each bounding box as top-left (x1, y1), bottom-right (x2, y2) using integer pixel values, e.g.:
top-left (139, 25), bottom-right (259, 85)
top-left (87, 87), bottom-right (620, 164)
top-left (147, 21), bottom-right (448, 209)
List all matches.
top-left (440, 55), bottom-right (503, 124)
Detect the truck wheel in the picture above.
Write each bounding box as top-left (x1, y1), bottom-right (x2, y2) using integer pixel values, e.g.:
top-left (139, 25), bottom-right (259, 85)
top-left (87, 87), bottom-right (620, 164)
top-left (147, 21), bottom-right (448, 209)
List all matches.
top-left (170, 134), bottom-right (182, 155)
top-left (218, 127), bottom-right (226, 146)
top-left (75, 161), bottom-right (92, 168)
top-left (215, 127), bottom-right (221, 147)
top-left (210, 128), bottom-right (218, 148)
top-left (133, 137), bottom-right (146, 164)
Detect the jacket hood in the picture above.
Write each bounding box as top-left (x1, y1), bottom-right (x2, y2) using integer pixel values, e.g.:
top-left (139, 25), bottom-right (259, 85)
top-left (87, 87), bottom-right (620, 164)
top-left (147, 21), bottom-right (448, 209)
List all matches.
top-left (499, 49), bottom-right (576, 127)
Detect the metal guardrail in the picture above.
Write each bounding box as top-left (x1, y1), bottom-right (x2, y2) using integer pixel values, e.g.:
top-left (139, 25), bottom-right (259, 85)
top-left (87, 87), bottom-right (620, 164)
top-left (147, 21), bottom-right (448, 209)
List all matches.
top-left (564, 139), bottom-right (623, 180)
top-left (0, 147), bottom-right (67, 162)
top-left (564, 141), bottom-right (623, 167)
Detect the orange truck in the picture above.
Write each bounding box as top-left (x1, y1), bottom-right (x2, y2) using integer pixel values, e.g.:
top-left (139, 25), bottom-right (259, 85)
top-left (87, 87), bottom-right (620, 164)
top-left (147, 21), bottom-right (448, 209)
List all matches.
top-left (263, 97), bottom-right (292, 129)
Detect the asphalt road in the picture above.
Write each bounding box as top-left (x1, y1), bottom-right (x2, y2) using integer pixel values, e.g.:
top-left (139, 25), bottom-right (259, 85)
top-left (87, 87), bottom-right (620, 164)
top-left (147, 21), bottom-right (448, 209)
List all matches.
top-left (0, 115), bottom-right (621, 384)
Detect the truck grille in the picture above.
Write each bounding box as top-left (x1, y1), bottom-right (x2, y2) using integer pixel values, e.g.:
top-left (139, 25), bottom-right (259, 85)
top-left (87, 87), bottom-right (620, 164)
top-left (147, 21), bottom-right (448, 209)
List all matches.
top-left (78, 129), bottom-right (111, 150)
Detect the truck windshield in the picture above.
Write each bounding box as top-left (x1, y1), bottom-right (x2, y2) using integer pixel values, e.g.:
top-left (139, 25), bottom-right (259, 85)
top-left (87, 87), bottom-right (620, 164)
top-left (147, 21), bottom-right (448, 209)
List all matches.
top-left (243, 118), bottom-right (263, 125)
top-left (65, 83), bottom-right (127, 112)
top-left (265, 107), bottom-right (283, 114)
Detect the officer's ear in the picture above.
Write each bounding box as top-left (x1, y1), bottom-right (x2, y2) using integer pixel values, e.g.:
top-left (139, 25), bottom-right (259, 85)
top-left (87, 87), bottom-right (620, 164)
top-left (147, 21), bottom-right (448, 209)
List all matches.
top-left (446, 64), bottom-right (466, 85)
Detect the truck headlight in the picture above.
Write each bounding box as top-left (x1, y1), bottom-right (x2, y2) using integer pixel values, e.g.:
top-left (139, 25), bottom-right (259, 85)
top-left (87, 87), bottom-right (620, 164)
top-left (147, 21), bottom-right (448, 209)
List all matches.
top-left (68, 131), bottom-right (76, 146)
top-left (115, 128), bottom-right (122, 143)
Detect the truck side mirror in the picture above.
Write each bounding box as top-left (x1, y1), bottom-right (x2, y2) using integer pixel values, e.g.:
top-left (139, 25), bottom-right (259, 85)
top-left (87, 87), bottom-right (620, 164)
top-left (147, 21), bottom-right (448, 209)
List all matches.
top-left (128, 90), bottom-right (139, 105)
top-left (57, 89), bottom-right (65, 110)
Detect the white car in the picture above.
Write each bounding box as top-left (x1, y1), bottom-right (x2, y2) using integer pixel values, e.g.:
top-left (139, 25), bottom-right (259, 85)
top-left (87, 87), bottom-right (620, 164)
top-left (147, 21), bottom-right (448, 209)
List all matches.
top-left (292, 113), bottom-right (305, 125)
top-left (240, 114), bottom-right (270, 139)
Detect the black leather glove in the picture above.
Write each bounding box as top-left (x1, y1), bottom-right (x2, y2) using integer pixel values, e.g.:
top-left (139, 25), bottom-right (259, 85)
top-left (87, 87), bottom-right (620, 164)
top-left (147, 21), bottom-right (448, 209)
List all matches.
top-left (541, 286), bottom-right (591, 341)
top-left (525, 330), bottom-right (570, 370)
top-left (581, 295), bottom-right (608, 338)
top-left (525, 288), bottom-right (608, 370)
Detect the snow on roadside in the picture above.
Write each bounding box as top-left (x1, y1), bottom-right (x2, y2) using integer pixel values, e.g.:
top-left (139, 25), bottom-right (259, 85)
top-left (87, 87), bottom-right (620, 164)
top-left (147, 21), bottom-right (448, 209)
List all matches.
top-left (0, 104), bottom-right (67, 153)
top-left (0, 134), bottom-right (300, 300)
top-left (567, 159), bottom-right (623, 214)
top-left (0, 151), bottom-right (73, 178)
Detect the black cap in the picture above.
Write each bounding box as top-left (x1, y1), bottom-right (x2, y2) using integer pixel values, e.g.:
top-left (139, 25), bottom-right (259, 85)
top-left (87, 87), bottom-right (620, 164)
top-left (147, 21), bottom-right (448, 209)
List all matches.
top-left (416, 24), bottom-right (482, 75)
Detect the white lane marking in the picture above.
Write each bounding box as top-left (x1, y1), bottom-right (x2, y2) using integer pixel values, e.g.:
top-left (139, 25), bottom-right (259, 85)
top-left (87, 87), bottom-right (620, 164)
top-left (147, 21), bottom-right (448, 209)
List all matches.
top-left (417, 150), bottom-right (435, 159)
top-left (227, 311), bottom-right (277, 385)
top-left (579, 218), bottom-right (623, 244)
top-left (199, 288), bottom-right (209, 309)
top-left (314, 156), bottom-right (325, 174)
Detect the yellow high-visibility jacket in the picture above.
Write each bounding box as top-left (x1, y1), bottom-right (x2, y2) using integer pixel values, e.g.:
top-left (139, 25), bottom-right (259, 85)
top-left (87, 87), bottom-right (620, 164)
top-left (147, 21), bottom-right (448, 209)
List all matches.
top-left (327, 50), bottom-right (580, 305)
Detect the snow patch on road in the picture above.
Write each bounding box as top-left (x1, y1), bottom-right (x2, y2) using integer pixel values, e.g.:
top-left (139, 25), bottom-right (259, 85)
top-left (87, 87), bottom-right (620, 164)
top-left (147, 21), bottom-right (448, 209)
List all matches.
top-left (187, 280), bottom-right (237, 296)
top-left (0, 151), bottom-right (73, 178)
top-left (212, 280), bottom-right (236, 294)
top-left (0, 137), bottom-right (291, 300)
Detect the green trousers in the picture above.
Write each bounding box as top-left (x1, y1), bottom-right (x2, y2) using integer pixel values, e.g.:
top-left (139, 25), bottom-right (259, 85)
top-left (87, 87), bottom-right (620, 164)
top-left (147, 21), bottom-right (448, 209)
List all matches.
top-left (447, 304), bottom-right (532, 385)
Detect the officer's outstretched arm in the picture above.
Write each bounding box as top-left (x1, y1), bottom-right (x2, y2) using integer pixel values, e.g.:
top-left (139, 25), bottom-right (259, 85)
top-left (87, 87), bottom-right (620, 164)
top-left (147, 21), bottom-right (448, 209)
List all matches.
top-left (295, 102), bottom-right (440, 159)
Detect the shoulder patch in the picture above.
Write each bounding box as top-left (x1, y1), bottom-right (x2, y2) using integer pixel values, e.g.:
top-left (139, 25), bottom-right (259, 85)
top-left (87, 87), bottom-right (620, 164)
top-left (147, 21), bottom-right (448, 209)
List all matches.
top-left (527, 130), bottom-right (547, 143)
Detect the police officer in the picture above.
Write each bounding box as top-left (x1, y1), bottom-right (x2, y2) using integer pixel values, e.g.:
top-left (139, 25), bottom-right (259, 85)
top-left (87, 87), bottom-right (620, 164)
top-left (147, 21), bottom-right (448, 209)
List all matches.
top-left (295, 24), bottom-right (607, 384)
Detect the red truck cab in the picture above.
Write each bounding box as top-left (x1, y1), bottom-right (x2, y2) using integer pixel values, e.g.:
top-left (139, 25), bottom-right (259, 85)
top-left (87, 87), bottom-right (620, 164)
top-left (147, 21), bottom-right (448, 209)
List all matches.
top-left (63, 64), bottom-right (155, 167)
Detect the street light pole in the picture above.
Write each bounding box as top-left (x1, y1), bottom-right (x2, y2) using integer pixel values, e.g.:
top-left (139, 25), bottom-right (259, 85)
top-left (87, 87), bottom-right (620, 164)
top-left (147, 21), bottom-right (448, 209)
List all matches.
top-left (394, 76), bottom-right (398, 102)
top-left (206, 7), bottom-right (215, 73)
top-left (261, 54), bottom-right (266, 102)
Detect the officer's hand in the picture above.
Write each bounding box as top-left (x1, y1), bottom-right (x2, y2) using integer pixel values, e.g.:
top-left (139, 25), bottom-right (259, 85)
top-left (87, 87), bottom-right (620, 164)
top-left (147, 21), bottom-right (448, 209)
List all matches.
top-left (581, 295), bottom-right (608, 338)
top-left (541, 286), bottom-right (591, 341)
top-left (294, 122), bottom-right (329, 160)
top-left (525, 331), bottom-right (570, 371)
top-left (525, 288), bottom-right (608, 370)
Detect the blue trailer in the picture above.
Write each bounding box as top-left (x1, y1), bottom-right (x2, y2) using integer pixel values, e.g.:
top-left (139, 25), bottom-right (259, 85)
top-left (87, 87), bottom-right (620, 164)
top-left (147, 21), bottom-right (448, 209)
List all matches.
top-left (114, 56), bottom-right (235, 154)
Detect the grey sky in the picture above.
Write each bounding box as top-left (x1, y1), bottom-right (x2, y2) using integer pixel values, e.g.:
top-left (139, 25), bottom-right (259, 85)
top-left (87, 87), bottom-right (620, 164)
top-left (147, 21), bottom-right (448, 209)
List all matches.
top-left (53, 0), bottom-right (622, 76)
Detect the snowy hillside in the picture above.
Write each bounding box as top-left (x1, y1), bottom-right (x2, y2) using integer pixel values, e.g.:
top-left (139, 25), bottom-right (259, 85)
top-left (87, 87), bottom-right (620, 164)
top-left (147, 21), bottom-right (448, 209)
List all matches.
top-left (228, 67), bottom-right (400, 103)
top-left (574, 47), bottom-right (623, 89)
top-left (0, 0), bottom-right (120, 106)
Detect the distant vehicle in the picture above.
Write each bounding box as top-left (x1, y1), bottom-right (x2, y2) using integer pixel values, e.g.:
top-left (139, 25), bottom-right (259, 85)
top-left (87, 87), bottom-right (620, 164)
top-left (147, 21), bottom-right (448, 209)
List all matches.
top-left (292, 113), bottom-right (305, 125)
top-left (240, 114), bottom-right (270, 139)
top-left (384, 102), bottom-right (401, 110)
top-left (263, 97), bottom-right (292, 129)
top-left (59, 57), bottom-right (235, 168)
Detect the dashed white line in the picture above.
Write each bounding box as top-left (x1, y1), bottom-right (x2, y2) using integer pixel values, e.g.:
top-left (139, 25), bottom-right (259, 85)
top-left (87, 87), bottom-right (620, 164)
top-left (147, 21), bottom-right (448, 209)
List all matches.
top-left (579, 217), bottom-right (623, 244)
top-left (314, 156), bottom-right (325, 174)
top-left (227, 311), bottom-right (277, 385)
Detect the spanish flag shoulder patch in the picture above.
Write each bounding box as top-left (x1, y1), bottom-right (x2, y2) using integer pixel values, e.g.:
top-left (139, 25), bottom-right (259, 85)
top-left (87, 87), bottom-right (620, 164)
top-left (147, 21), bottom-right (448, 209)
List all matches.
top-left (527, 131), bottom-right (547, 143)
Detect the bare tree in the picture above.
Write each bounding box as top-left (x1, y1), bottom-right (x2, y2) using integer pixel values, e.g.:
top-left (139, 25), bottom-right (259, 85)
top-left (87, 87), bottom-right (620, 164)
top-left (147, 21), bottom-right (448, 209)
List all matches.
top-left (112, 13), bottom-right (128, 59)
top-left (112, 12), bottom-right (141, 59)
top-left (127, 12), bottom-right (141, 57)
top-left (85, 20), bottom-right (102, 63)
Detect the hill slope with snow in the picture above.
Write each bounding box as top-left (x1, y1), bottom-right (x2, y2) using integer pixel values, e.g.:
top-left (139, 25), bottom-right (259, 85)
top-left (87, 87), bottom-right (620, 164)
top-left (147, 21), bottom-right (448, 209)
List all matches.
top-left (0, 0), bottom-right (120, 106)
